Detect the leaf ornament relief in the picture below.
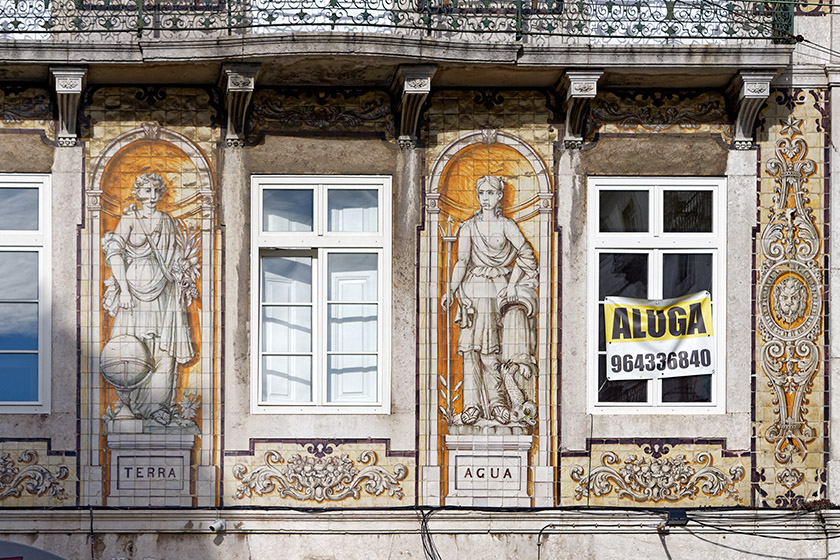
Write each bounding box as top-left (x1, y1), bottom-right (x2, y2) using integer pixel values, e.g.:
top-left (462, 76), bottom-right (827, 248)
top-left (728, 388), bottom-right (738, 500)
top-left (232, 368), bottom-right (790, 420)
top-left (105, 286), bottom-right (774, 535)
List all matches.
top-left (760, 117), bottom-right (822, 464)
top-left (0, 450), bottom-right (69, 501)
top-left (232, 449), bottom-right (408, 503)
top-left (570, 451), bottom-right (744, 503)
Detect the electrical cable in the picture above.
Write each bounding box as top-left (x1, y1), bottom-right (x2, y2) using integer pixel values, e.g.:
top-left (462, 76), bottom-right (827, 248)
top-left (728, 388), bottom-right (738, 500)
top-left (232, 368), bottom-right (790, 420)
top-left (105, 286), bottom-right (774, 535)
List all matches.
top-left (687, 516), bottom-right (840, 541)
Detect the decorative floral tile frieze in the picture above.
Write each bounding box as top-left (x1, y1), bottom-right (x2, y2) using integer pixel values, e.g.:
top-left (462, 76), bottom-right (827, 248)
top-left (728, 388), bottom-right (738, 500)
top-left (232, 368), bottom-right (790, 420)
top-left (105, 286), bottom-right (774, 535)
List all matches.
top-left (589, 90), bottom-right (730, 140)
top-left (560, 444), bottom-right (747, 507)
top-left (227, 441), bottom-right (413, 507)
top-left (570, 451), bottom-right (744, 503)
top-left (0, 442), bottom-right (74, 507)
top-left (0, 86), bottom-right (53, 134)
top-left (247, 89), bottom-right (394, 142)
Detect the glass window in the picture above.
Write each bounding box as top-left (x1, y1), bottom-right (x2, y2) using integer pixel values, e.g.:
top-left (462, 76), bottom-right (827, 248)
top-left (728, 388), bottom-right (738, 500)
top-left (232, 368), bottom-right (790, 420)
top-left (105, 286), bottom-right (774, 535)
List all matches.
top-left (0, 175), bottom-right (50, 413)
top-left (252, 176), bottom-right (390, 413)
top-left (590, 178), bottom-right (723, 412)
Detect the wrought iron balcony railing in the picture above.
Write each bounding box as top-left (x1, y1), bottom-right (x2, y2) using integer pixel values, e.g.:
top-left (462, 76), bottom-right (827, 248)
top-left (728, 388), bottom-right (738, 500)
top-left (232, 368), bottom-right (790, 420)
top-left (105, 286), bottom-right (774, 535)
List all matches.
top-left (0, 0), bottom-right (794, 43)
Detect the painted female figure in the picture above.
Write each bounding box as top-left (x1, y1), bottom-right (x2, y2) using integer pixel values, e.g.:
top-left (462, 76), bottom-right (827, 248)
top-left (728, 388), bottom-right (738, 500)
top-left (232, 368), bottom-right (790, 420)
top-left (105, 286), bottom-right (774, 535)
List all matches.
top-left (441, 176), bottom-right (539, 428)
top-left (102, 173), bottom-right (198, 427)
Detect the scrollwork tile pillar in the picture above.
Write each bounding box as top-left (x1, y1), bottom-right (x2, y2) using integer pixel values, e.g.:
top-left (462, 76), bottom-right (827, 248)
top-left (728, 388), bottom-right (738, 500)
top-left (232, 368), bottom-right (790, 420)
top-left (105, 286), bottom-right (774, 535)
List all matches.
top-left (727, 70), bottom-right (775, 150)
top-left (220, 63), bottom-right (259, 148)
top-left (391, 64), bottom-right (437, 149)
top-left (557, 70), bottom-right (603, 150)
top-left (50, 67), bottom-right (86, 147)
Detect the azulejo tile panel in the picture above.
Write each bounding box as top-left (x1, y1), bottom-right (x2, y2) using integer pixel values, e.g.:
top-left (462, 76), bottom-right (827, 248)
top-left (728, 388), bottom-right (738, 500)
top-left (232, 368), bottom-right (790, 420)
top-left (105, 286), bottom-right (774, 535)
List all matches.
top-left (560, 443), bottom-right (748, 507)
top-left (753, 88), bottom-right (829, 507)
top-left (420, 91), bottom-right (558, 506)
top-left (587, 90), bottom-right (731, 143)
top-left (247, 89), bottom-right (395, 143)
top-left (0, 86), bottom-right (53, 136)
top-left (225, 441), bottom-right (413, 507)
top-left (78, 88), bottom-right (222, 507)
top-left (0, 441), bottom-right (75, 507)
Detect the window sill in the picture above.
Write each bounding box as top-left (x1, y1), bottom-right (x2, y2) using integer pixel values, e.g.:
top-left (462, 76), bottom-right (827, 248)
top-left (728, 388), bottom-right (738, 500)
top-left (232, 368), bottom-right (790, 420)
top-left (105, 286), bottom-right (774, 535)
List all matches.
top-left (250, 404), bottom-right (391, 415)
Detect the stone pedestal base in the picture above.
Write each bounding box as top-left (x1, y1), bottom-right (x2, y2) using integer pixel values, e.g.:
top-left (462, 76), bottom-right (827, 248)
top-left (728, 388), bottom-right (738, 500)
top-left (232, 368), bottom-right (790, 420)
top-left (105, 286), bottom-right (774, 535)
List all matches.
top-left (107, 434), bottom-right (195, 507)
top-left (445, 435), bottom-right (532, 506)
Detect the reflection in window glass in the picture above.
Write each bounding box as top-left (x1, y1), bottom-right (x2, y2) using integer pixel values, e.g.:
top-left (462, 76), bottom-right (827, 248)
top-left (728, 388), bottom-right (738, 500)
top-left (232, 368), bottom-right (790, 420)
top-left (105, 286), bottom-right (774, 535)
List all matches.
top-left (0, 354), bottom-right (38, 402)
top-left (261, 307), bottom-right (312, 353)
top-left (0, 188), bottom-right (38, 231)
top-left (0, 252), bottom-right (37, 300)
top-left (328, 253), bottom-right (378, 301)
top-left (597, 355), bottom-right (647, 403)
top-left (263, 189), bottom-right (314, 232)
top-left (599, 253), bottom-right (648, 300)
top-left (328, 189), bottom-right (378, 232)
top-left (262, 256), bottom-right (312, 303)
top-left (262, 355), bottom-right (312, 403)
top-left (662, 374), bottom-right (712, 403)
top-left (327, 354), bottom-right (377, 403)
top-left (328, 304), bottom-right (378, 352)
top-left (599, 190), bottom-right (649, 233)
top-left (663, 191), bottom-right (713, 233)
top-left (662, 253), bottom-right (713, 299)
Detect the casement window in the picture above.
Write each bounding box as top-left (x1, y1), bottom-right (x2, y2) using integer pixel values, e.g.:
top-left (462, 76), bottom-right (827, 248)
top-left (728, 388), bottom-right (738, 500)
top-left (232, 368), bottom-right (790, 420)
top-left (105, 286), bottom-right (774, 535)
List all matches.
top-left (251, 175), bottom-right (391, 414)
top-left (0, 174), bottom-right (50, 414)
top-left (588, 177), bottom-right (725, 413)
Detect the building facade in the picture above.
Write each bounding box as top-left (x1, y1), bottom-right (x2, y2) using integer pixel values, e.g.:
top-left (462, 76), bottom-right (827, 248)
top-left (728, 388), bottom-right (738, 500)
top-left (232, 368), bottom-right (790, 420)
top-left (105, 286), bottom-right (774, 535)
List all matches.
top-left (1, 2), bottom-right (840, 557)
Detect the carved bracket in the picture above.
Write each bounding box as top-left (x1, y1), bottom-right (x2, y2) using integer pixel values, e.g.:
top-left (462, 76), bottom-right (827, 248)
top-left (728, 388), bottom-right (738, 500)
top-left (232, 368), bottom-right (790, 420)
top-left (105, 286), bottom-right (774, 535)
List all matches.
top-left (220, 63), bottom-right (260, 148)
top-left (391, 64), bottom-right (437, 150)
top-left (727, 70), bottom-right (775, 150)
top-left (557, 70), bottom-right (603, 150)
top-left (50, 67), bottom-right (86, 148)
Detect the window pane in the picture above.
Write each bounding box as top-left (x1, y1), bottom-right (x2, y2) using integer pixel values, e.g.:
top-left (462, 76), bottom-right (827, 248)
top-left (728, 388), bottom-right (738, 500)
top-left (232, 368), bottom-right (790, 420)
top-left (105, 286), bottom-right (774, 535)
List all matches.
top-left (328, 304), bottom-right (377, 352)
top-left (597, 354), bottom-right (647, 403)
top-left (0, 251), bottom-right (37, 300)
top-left (663, 191), bottom-right (713, 233)
top-left (599, 190), bottom-right (649, 232)
top-left (263, 189), bottom-right (313, 232)
top-left (328, 189), bottom-right (378, 232)
top-left (0, 303), bottom-right (37, 351)
top-left (327, 355), bottom-right (377, 403)
top-left (0, 188), bottom-right (38, 231)
top-left (598, 304), bottom-right (605, 352)
top-left (0, 354), bottom-right (38, 401)
top-left (599, 253), bottom-right (648, 300)
top-left (662, 253), bottom-right (713, 299)
top-left (662, 375), bottom-right (712, 403)
top-left (262, 306), bottom-right (311, 353)
top-left (262, 256), bottom-right (312, 303)
top-left (262, 355), bottom-right (312, 403)
top-left (328, 253), bottom-right (378, 301)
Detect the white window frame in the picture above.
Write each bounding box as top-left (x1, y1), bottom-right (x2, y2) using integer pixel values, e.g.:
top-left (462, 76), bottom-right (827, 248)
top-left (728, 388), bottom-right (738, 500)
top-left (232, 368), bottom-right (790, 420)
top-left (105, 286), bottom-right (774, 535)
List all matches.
top-left (250, 175), bottom-right (392, 414)
top-left (0, 174), bottom-right (51, 414)
top-left (587, 176), bottom-right (726, 414)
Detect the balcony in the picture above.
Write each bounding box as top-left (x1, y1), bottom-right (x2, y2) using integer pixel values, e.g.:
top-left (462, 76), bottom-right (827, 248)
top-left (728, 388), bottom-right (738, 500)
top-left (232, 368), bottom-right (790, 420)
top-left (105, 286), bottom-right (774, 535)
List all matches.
top-left (0, 0), bottom-right (794, 44)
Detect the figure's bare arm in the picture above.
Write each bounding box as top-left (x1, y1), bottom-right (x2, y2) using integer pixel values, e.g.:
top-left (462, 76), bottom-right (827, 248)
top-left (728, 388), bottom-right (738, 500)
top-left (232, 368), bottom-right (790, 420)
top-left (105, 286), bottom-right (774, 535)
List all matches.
top-left (442, 224), bottom-right (471, 309)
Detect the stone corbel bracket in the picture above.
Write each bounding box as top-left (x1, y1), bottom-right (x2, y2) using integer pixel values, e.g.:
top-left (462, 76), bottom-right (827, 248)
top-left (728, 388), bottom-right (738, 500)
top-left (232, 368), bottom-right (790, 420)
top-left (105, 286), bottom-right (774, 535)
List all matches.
top-left (220, 63), bottom-right (260, 148)
top-left (557, 70), bottom-right (603, 150)
top-left (727, 70), bottom-right (776, 150)
top-left (50, 67), bottom-right (86, 147)
top-left (391, 64), bottom-right (437, 150)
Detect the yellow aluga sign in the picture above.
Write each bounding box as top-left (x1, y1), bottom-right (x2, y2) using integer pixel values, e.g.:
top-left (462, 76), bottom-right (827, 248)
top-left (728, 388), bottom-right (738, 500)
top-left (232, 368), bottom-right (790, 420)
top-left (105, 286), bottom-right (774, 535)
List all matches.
top-left (604, 291), bottom-right (715, 381)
